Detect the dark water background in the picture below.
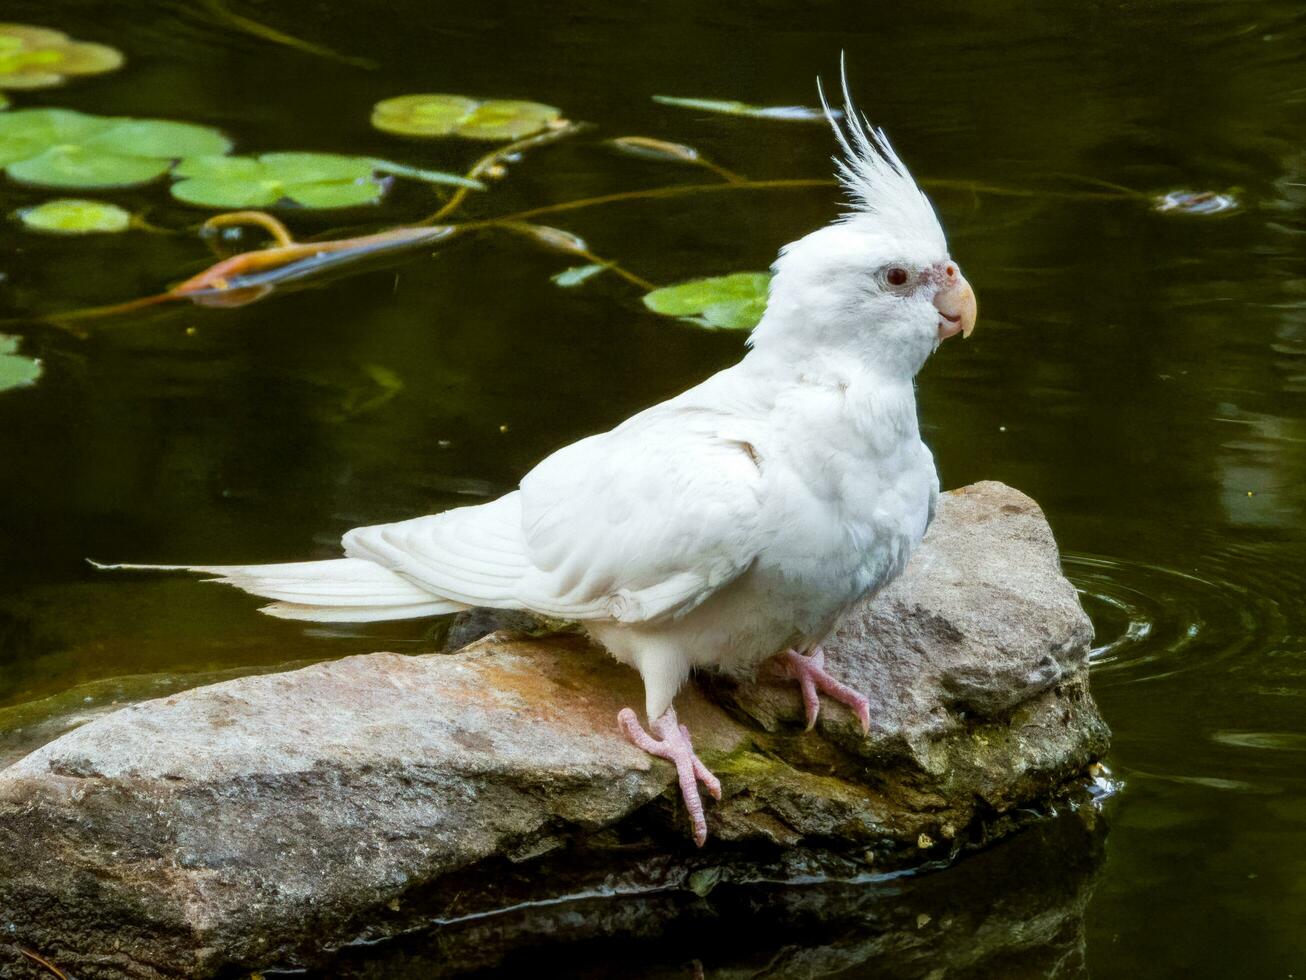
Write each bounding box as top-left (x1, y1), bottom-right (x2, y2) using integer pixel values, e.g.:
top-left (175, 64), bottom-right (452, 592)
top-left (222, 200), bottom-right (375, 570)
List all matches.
top-left (1, 0), bottom-right (1304, 976)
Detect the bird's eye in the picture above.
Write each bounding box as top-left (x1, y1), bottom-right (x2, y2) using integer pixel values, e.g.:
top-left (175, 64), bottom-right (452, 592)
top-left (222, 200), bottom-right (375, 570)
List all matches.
top-left (885, 267), bottom-right (909, 287)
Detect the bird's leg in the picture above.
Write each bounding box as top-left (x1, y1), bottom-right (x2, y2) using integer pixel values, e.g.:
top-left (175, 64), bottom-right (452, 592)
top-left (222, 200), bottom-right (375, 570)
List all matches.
top-left (772, 646), bottom-right (871, 734)
top-left (617, 706), bottom-right (721, 847)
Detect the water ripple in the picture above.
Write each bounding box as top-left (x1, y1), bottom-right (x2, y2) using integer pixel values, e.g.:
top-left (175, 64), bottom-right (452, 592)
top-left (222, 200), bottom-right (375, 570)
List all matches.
top-left (1065, 553), bottom-right (1293, 685)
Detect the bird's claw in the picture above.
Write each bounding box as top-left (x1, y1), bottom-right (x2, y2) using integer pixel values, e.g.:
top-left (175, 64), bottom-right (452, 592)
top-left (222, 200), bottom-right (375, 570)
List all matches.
top-left (777, 646), bottom-right (871, 735)
top-left (618, 706), bottom-right (721, 847)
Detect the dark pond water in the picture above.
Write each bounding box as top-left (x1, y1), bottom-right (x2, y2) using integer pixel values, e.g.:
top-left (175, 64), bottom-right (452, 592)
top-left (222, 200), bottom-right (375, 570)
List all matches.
top-left (1, 0), bottom-right (1304, 976)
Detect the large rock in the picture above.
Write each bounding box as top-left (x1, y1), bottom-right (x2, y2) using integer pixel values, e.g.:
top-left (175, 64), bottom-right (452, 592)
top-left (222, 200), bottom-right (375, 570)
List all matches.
top-left (0, 482), bottom-right (1109, 978)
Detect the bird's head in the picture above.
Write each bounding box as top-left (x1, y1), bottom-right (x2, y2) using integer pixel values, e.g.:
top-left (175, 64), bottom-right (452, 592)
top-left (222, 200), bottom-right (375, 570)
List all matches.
top-left (748, 72), bottom-right (976, 380)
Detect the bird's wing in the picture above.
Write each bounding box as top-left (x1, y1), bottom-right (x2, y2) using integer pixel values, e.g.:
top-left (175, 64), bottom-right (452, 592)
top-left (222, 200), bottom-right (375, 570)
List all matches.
top-left (516, 406), bottom-right (767, 622)
top-left (342, 404), bottom-right (766, 623)
top-left (342, 492), bottom-right (533, 609)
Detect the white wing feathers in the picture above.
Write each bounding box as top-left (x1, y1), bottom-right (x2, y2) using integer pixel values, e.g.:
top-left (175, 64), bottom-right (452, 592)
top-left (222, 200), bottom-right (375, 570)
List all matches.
top-left (90, 556), bottom-right (465, 622)
top-left (99, 400), bottom-right (767, 626)
top-left (343, 406), bottom-right (765, 623)
top-left (513, 409), bottom-right (764, 622)
top-left (342, 492), bottom-right (532, 610)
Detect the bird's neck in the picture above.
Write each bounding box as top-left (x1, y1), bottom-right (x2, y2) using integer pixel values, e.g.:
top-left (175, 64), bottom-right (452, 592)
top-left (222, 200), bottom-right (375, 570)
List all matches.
top-left (739, 342), bottom-right (918, 397)
top-left (745, 297), bottom-right (934, 385)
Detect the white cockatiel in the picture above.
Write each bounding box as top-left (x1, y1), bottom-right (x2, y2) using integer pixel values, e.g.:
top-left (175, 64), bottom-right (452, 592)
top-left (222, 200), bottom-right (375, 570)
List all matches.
top-left (102, 75), bottom-right (976, 847)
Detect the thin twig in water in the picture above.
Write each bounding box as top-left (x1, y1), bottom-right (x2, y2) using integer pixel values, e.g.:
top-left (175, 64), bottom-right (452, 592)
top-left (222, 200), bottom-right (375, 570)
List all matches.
top-left (202, 211), bottom-right (297, 248)
top-left (921, 177), bottom-right (1131, 201)
top-left (492, 178), bottom-right (837, 225)
top-left (423, 123), bottom-right (588, 224)
top-left (200, 0), bottom-right (376, 69)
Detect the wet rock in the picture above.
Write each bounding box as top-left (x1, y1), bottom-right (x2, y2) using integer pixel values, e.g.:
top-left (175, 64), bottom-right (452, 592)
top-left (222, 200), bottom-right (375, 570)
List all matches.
top-left (0, 482), bottom-right (1108, 979)
top-left (322, 805), bottom-right (1107, 979)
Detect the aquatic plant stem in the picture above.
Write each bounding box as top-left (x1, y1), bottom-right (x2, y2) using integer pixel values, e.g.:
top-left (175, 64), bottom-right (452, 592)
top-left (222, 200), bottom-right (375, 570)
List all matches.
top-left (425, 123), bottom-right (587, 224)
top-left (46, 225), bottom-right (457, 330)
top-left (199, 0), bottom-right (376, 69)
top-left (170, 225), bottom-right (454, 294)
top-left (488, 178), bottom-right (837, 225)
top-left (37, 171), bottom-right (1138, 329)
top-left (202, 211), bottom-right (297, 247)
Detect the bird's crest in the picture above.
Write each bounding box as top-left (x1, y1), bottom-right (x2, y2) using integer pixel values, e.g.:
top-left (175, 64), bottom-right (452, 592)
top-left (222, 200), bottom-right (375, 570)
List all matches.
top-left (818, 59), bottom-right (946, 250)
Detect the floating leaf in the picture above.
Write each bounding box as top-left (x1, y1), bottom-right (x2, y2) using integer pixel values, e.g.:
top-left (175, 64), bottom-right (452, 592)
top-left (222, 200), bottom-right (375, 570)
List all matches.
top-left (372, 93), bottom-right (561, 140)
top-left (552, 263), bottom-right (608, 287)
top-left (258, 152), bottom-right (375, 184)
top-left (609, 134), bottom-right (742, 182)
top-left (1153, 189), bottom-right (1239, 216)
top-left (171, 152), bottom-right (385, 209)
top-left (286, 180), bottom-right (384, 209)
top-left (503, 221), bottom-right (587, 255)
top-left (643, 272), bottom-right (771, 330)
top-left (0, 334), bottom-right (41, 392)
top-left (18, 197), bottom-right (130, 233)
top-left (80, 118), bottom-right (232, 158)
top-left (0, 107), bottom-right (111, 165)
top-left (372, 94), bottom-right (476, 136)
top-left (0, 109), bottom-right (231, 188)
top-left (610, 135), bottom-right (704, 165)
top-left (652, 95), bottom-right (834, 121)
top-left (8, 145), bottom-right (172, 188)
top-left (0, 24), bottom-right (124, 90)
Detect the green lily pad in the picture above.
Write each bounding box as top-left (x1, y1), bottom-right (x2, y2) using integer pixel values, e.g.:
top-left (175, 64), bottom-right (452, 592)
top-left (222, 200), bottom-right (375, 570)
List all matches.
top-left (18, 197), bottom-right (130, 233)
top-left (81, 118), bottom-right (232, 158)
top-left (0, 107), bottom-right (112, 165)
top-left (371, 93), bottom-right (561, 140)
top-left (652, 95), bottom-right (833, 121)
top-left (0, 334), bottom-right (41, 392)
top-left (0, 24), bottom-right (124, 90)
top-left (0, 109), bottom-right (232, 188)
top-left (643, 272), bottom-right (771, 329)
top-left (171, 152), bottom-right (385, 209)
top-left (8, 145), bottom-right (173, 188)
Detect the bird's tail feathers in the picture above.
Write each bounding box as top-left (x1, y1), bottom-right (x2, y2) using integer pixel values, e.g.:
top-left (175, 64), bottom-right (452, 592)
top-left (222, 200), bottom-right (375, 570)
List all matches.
top-left (89, 557), bottom-right (467, 623)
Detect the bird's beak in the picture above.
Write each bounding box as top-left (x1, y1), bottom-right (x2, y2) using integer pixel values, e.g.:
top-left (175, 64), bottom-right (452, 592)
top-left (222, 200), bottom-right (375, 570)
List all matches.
top-left (933, 265), bottom-right (977, 341)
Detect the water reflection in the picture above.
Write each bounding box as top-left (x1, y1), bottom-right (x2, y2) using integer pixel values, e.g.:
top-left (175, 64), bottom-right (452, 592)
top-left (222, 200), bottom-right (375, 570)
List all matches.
top-left (312, 808), bottom-right (1106, 980)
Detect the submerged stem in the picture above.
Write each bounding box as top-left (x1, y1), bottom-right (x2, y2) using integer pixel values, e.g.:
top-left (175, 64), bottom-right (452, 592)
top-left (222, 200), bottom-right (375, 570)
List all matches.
top-left (423, 123), bottom-right (587, 224)
top-left (202, 211), bottom-right (297, 248)
top-left (40, 166), bottom-right (1137, 328)
top-left (199, 0), bottom-right (376, 68)
top-left (492, 178), bottom-right (836, 225)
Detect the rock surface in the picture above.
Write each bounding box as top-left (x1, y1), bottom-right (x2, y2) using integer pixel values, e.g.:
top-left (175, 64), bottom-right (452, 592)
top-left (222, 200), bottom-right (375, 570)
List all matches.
top-left (0, 482), bottom-right (1109, 979)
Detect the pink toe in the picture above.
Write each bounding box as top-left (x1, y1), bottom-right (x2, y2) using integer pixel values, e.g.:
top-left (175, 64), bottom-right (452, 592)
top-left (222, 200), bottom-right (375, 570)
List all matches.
top-left (618, 707), bottom-right (719, 845)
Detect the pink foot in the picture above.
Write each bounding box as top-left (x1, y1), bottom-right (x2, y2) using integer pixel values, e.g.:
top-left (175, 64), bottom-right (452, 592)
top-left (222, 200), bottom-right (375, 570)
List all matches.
top-left (774, 646), bottom-right (871, 734)
top-left (618, 706), bottom-right (721, 847)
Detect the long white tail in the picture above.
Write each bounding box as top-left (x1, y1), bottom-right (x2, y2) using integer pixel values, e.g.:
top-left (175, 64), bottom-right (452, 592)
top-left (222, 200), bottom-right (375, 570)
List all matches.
top-left (91, 557), bottom-right (468, 622)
